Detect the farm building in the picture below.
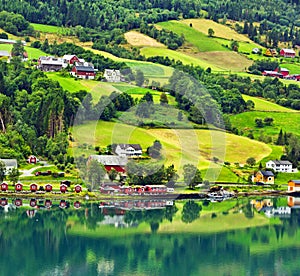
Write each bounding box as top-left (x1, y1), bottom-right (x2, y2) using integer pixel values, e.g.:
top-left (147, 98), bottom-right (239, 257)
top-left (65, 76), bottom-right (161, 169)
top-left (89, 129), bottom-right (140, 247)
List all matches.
top-left (0, 159), bottom-right (17, 175)
top-left (280, 48), bottom-right (296, 58)
top-left (265, 48), bottom-right (277, 57)
top-left (63, 54), bottom-right (80, 64)
top-left (252, 170), bottom-right (274, 185)
top-left (0, 50), bottom-right (10, 59)
top-left (104, 69), bottom-right (123, 82)
top-left (38, 56), bottom-right (68, 71)
top-left (280, 68), bottom-right (289, 76)
top-left (288, 180), bottom-right (300, 192)
top-left (112, 144), bottom-right (142, 157)
top-left (27, 155), bottom-right (39, 164)
top-left (0, 39), bottom-right (26, 45)
top-left (266, 160), bottom-right (294, 173)
top-left (262, 70), bottom-right (283, 78)
top-left (88, 155), bottom-right (128, 173)
top-left (71, 62), bottom-right (95, 79)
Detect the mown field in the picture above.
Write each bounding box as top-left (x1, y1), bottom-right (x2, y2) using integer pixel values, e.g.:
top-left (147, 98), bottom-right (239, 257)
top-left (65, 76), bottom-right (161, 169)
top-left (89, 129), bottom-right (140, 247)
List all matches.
top-left (71, 120), bottom-right (274, 181)
top-left (230, 111), bottom-right (300, 139)
top-left (0, 43), bottom-right (47, 59)
top-left (242, 94), bottom-right (298, 112)
top-left (31, 23), bottom-right (65, 33)
top-left (125, 31), bottom-right (166, 47)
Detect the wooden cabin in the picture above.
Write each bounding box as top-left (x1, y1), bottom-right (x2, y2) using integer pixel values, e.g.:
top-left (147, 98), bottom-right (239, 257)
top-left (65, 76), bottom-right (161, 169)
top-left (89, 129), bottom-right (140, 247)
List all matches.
top-left (60, 184), bottom-right (68, 193)
top-left (1, 182), bottom-right (8, 191)
top-left (45, 184), bottom-right (52, 192)
top-left (74, 184), bottom-right (82, 193)
top-left (15, 183), bottom-right (23, 192)
top-left (30, 183), bottom-right (38, 192)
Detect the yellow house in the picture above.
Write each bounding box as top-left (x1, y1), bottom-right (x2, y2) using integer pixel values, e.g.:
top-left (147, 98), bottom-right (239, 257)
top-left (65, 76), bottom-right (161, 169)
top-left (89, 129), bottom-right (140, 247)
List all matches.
top-left (252, 170), bottom-right (274, 184)
top-left (265, 48), bottom-right (277, 57)
top-left (288, 180), bottom-right (300, 192)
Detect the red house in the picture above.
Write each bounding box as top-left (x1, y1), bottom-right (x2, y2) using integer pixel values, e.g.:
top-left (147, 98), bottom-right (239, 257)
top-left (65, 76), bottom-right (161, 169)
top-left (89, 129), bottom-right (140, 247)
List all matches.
top-left (27, 155), bottom-right (39, 164)
top-left (60, 184), bottom-right (68, 193)
top-left (74, 201), bottom-right (81, 209)
top-left (45, 184), bottom-right (52, 192)
top-left (280, 68), bottom-right (289, 76)
top-left (145, 185), bottom-right (167, 194)
top-left (1, 182), bottom-right (8, 191)
top-left (88, 155), bottom-right (127, 173)
top-left (30, 183), bottom-right (38, 192)
top-left (280, 48), bottom-right (296, 58)
top-left (15, 183), bottom-right (23, 192)
top-left (71, 63), bottom-right (95, 80)
top-left (14, 198), bottom-right (22, 207)
top-left (74, 184), bottom-right (82, 193)
top-left (63, 54), bottom-right (80, 65)
top-left (0, 198), bottom-right (7, 207)
top-left (30, 199), bottom-right (37, 207)
top-left (45, 199), bottom-right (52, 208)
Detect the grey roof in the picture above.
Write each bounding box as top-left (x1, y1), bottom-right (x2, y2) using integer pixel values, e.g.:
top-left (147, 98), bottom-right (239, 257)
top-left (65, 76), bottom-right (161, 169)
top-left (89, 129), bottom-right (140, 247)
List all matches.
top-left (89, 155), bottom-right (128, 166)
top-left (271, 160), bottom-right (292, 165)
top-left (115, 144), bottom-right (142, 151)
top-left (104, 69), bottom-right (121, 76)
top-left (75, 66), bottom-right (95, 72)
top-left (290, 180), bottom-right (300, 184)
top-left (0, 159), bottom-right (17, 167)
top-left (0, 50), bottom-right (10, 57)
top-left (260, 170), bottom-right (274, 177)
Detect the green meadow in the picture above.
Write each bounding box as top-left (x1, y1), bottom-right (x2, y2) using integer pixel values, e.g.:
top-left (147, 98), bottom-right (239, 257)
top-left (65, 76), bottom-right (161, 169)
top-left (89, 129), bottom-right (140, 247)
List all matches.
top-left (242, 94), bottom-right (298, 112)
top-left (71, 120), bottom-right (274, 179)
top-left (230, 111), bottom-right (300, 139)
top-left (157, 21), bottom-right (229, 52)
top-left (31, 23), bottom-right (65, 34)
top-left (0, 44), bottom-right (47, 59)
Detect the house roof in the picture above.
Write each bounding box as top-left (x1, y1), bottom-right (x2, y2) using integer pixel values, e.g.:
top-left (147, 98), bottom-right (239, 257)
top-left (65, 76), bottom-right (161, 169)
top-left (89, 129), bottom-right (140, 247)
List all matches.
top-left (0, 38), bottom-right (26, 45)
top-left (89, 155), bottom-right (128, 166)
top-left (290, 180), bottom-right (300, 184)
top-left (281, 48), bottom-right (296, 54)
top-left (270, 160), bottom-right (292, 165)
top-left (115, 144), bottom-right (142, 151)
top-left (280, 68), bottom-right (289, 72)
top-left (74, 65), bottom-right (95, 72)
top-left (104, 69), bottom-right (121, 76)
top-left (63, 54), bottom-right (78, 60)
top-left (0, 50), bottom-right (10, 57)
top-left (40, 57), bottom-right (65, 65)
top-left (260, 170), bottom-right (274, 177)
top-left (0, 159), bottom-right (17, 167)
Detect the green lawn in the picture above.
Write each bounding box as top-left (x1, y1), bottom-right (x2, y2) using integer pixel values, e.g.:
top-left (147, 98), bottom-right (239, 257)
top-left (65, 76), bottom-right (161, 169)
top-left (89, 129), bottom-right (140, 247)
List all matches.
top-left (242, 94), bottom-right (298, 112)
top-left (157, 21), bottom-right (229, 52)
top-left (230, 111), bottom-right (300, 139)
top-left (0, 44), bottom-right (46, 59)
top-left (31, 23), bottom-right (66, 34)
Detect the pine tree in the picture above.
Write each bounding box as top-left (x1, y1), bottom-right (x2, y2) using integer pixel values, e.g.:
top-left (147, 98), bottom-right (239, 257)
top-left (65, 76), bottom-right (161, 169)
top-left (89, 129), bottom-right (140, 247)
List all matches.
top-left (276, 129), bottom-right (284, 145)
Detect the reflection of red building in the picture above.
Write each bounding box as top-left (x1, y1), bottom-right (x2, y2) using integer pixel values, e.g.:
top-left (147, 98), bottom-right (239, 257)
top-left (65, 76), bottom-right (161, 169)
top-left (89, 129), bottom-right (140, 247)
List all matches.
top-left (30, 199), bottom-right (37, 207)
top-left (45, 199), bottom-right (52, 208)
top-left (0, 198), bottom-right (7, 206)
top-left (288, 196), bottom-right (300, 207)
top-left (59, 200), bottom-right (67, 208)
top-left (74, 201), bottom-right (81, 209)
top-left (14, 198), bottom-right (22, 207)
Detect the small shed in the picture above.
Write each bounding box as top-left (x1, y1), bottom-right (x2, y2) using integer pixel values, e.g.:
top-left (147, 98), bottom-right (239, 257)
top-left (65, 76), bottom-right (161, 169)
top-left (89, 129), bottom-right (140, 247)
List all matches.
top-left (45, 184), bottom-right (52, 192)
top-left (27, 155), bottom-right (39, 164)
top-left (74, 184), bottom-right (82, 193)
top-left (74, 201), bottom-right (81, 209)
top-left (30, 183), bottom-right (38, 192)
top-left (60, 184), bottom-right (68, 193)
top-left (1, 182), bottom-right (8, 191)
top-left (14, 198), bottom-right (22, 207)
top-left (15, 183), bottom-right (23, 192)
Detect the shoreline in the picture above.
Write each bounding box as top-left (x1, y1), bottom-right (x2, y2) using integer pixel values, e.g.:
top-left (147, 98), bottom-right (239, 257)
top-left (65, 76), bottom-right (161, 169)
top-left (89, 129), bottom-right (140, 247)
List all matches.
top-left (0, 190), bottom-right (295, 201)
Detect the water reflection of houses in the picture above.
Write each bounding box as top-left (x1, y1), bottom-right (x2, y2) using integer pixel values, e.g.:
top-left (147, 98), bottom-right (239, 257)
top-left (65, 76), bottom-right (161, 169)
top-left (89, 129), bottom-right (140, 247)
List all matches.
top-left (251, 199), bottom-right (291, 218)
top-left (98, 200), bottom-right (173, 228)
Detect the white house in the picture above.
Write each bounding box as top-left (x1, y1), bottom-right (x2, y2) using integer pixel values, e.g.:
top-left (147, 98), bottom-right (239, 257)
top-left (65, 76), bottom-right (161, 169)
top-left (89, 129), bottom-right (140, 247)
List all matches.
top-left (0, 159), bottom-right (18, 175)
top-left (266, 160), bottom-right (294, 173)
top-left (104, 69), bottom-right (122, 82)
top-left (113, 144), bottom-right (142, 157)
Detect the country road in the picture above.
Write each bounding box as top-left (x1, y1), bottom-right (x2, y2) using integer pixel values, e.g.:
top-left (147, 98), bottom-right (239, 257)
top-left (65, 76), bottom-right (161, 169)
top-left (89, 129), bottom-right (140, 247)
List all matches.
top-left (19, 161), bottom-right (51, 177)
